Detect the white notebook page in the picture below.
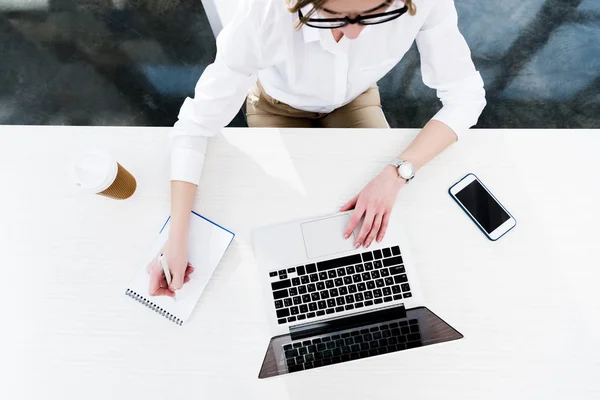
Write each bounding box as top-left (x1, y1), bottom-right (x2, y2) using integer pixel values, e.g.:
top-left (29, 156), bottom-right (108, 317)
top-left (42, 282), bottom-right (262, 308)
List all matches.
top-left (126, 212), bottom-right (234, 325)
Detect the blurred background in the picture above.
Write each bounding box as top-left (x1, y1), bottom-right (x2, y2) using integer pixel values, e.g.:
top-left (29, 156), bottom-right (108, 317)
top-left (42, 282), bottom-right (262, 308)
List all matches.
top-left (0, 0), bottom-right (598, 128)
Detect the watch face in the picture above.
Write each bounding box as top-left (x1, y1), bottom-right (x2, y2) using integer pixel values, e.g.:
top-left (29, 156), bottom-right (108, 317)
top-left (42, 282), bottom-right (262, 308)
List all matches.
top-left (399, 163), bottom-right (414, 179)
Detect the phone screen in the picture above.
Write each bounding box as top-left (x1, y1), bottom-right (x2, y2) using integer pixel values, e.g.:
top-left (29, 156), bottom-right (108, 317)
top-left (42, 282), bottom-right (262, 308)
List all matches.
top-left (455, 179), bottom-right (510, 234)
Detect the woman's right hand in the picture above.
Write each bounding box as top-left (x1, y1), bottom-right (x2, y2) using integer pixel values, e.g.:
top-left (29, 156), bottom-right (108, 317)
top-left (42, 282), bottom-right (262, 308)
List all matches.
top-left (147, 238), bottom-right (194, 297)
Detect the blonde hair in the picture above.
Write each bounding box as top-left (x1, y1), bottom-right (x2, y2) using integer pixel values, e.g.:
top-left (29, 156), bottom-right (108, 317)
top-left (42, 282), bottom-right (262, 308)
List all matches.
top-left (286, 0), bottom-right (416, 28)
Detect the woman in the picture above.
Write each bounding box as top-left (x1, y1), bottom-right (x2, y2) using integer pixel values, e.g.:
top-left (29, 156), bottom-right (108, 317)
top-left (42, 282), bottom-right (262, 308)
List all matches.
top-left (148, 0), bottom-right (486, 296)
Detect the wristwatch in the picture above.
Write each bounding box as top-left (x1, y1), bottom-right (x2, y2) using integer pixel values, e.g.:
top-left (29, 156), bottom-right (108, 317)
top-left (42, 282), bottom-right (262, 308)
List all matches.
top-left (390, 158), bottom-right (416, 182)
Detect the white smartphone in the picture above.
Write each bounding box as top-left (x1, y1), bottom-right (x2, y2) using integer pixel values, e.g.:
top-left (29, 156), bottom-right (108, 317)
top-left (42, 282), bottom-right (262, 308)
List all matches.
top-left (449, 173), bottom-right (517, 241)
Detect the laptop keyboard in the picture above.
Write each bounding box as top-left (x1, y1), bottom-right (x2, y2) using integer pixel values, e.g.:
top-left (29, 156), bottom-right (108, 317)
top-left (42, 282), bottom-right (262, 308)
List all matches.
top-left (283, 319), bottom-right (422, 373)
top-left (268, 246), bottom-right (412, 324)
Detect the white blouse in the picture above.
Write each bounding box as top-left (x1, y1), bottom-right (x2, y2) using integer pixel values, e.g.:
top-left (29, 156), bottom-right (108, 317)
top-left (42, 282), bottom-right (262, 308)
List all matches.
top-left (170, 0), bottom-right (486, 184)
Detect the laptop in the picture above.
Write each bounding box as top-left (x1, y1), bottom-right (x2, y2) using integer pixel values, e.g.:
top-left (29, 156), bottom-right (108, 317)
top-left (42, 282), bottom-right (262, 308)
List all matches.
top-left (253, 211), bottom-right (463, 378)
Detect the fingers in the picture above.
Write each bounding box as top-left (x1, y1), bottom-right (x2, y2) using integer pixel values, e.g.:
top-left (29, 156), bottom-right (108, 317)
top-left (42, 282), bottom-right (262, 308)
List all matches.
top-left (340, 194), bottom-right (359, 212)
top-left (148, 264), bottom-right (163, 295)
top-left (181, 265), bottom-right (194, 284)
top-left (364, 213), bottom-right (383, 248)
top-left (154, 287), bottom-right (175, 297)
top-left (167, 267), bottom-right (192, 290)
top-left (169, 268), bottom-right (193, 291)
top-left (377, 213), bottom-right (390, 242)
top-left (177, 265), bottom-right (194, 285)
top-left (169, 270), bottom-right (185, 291)
top-left (344, 205), bottom-right (365, 239)
top-left (151, 258), bottom-right (194, 294)
top-left (149, 265), bottom-right (174, 297)
top-left (185, 264), bottom-right (194, 277)
top-left (355, 209), bottom-right (376, 248)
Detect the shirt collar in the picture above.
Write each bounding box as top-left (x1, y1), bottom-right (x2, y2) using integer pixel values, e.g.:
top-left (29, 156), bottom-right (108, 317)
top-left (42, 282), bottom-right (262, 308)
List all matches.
top-left (300, 5), bottom-right (321, 43)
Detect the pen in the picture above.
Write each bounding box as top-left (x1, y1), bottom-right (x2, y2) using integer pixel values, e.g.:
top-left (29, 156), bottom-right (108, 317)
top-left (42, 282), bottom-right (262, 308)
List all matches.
top-left (158, 252), bottom-right (172, 286)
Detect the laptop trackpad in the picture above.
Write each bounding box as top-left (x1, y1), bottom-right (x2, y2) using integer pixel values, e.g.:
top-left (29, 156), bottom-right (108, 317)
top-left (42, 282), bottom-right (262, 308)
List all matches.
top-left (301, 215), bottom-right (355, 259)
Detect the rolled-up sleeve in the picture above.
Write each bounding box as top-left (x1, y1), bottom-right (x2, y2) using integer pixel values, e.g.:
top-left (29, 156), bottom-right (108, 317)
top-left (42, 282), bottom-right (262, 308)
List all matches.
top-left (415, 0), bottom-right (486, 139)
top-left (169, 0), bottom-right (263, 184)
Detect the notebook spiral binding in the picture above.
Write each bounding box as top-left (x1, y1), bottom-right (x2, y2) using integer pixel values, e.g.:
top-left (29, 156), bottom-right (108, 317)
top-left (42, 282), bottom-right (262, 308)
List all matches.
top-left (125, 289), bottom-right (183, 326)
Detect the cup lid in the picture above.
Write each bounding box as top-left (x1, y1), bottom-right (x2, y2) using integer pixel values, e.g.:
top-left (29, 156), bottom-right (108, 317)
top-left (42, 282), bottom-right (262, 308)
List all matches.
top-left (73, 150), bottom-right (118, 193)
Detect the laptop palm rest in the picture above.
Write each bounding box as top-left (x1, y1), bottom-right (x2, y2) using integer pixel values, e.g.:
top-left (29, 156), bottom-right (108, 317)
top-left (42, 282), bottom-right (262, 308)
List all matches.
top-left (301, 214), bottom-right (355, 259)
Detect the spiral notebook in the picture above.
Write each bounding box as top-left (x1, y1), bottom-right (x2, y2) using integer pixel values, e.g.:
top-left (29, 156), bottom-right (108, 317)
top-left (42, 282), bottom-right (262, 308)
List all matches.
top-left (125, 211), bottom-right (235, 326)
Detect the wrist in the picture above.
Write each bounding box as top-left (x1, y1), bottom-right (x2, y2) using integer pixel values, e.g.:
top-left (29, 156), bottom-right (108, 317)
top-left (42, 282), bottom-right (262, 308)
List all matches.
top-left (168, 223), bottom-right (189, 247)
top-left (383, 165), bottom-right (406, 189)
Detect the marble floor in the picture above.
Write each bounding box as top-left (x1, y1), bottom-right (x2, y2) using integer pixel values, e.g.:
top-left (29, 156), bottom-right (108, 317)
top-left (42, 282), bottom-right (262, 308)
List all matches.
top-left (0, 0), bottom-right (598, 129)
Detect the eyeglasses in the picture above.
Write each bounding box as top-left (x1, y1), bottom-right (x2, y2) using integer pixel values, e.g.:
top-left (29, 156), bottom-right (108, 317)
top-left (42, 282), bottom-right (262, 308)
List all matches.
top-left (298, 1), bottom-right (408, 29)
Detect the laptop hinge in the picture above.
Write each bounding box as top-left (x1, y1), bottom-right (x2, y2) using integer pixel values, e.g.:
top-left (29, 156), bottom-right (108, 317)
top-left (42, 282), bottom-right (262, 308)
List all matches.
top-left (289, 304), bottom-right (406, 341)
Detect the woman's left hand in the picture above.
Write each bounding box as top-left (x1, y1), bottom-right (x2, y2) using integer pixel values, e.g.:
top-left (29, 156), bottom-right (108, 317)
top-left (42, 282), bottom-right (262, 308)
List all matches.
top-left (340, 165), bottom-right (405, 248)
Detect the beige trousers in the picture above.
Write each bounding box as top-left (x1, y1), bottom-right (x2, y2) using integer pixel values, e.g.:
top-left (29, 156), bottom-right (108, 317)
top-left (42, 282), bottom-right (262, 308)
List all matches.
top-left (245, 81), bottom-right (389, 129)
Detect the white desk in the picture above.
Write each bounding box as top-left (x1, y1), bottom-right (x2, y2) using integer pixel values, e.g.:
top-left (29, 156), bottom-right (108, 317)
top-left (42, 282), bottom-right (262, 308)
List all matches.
top-left (2, 126), bottom-right (599, 399)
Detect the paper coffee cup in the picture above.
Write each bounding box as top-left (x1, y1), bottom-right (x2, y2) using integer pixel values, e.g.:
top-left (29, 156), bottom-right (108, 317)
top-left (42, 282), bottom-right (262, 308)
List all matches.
top-left (73, 150), bottom-right (137, 200)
